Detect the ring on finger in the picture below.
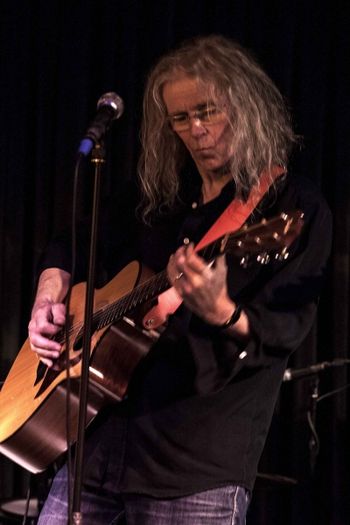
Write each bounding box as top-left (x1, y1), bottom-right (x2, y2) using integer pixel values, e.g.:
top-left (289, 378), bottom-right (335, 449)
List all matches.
top-left (175, 271), bottom-right (184, 281)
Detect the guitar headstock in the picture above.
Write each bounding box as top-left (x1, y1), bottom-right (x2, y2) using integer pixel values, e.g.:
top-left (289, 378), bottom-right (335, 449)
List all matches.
top-left (224, 210), bottom-right (304, 266)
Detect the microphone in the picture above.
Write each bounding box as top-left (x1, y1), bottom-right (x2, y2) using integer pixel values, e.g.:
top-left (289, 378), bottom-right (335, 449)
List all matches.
top-left (78, 92), bottom-right (124, 156)
top-left (283, 358), bottom-right (350, 381)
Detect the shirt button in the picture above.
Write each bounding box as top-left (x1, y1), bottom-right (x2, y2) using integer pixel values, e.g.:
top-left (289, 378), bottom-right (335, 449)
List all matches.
top-left (191, 202), bottom-right (198, 209)
top-left (183, 237), bottom-right (190, 245)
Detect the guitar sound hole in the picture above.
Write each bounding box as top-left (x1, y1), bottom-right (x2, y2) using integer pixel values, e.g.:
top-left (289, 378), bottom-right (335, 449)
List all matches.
top-left (73, 335), bottom-right (83, 351)
top-left (34, 361), bottom-right (47, 386)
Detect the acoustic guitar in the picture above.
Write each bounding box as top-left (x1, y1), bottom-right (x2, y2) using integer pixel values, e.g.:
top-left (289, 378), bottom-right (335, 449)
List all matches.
top-left (0, 211), bottom-right (303, 473)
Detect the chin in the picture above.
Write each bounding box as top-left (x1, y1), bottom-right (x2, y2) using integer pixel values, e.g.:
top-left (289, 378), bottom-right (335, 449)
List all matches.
top-left (199, 159), bottom-right (226, 171)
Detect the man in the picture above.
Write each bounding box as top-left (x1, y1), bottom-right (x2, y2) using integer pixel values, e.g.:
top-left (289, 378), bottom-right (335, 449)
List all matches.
top-left (29, 35), bottom-right (332, 524)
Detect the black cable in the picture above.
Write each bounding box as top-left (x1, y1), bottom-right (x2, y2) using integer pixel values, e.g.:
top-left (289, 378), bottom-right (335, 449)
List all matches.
top-left (305, 377), bottom-right (350, 473)
top-left (65, 153), bottom-right (84, 524)
top-left (21, 481), bottom-right (31, 525)
top-left (317, 382), bottom-right (350, 403)
top-left (306, 409), bottom-right (320, 457)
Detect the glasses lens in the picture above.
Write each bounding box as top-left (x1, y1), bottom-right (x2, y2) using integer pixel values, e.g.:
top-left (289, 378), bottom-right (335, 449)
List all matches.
top-left (169, 106), bottom-right (225, 131)
top-left (197, 106), bottom-right (222, 123)
top-left (169, 114), bottom-right (188, 131)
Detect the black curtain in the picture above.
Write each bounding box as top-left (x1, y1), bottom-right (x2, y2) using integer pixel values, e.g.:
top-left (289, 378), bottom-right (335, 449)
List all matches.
top-left (0, 1), bottom-right (349, 524)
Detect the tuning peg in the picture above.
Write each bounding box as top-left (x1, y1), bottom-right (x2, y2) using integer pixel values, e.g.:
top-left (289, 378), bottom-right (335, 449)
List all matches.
top-left (275, 247), bottom-right (289, 261)
top-left (257, 252), bottom-right (270, 265)
top-left (240, 255), bottom-right (250, 268)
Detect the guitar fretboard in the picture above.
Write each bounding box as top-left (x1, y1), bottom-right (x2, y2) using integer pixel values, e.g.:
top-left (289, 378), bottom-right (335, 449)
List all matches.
top-left (91, 238), bottom-right (221, 331)
top-left (66, 210), bottom-right (303, 339)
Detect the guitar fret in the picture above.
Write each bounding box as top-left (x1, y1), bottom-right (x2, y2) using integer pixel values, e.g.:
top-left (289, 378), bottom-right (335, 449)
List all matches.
top-left (57, 211), bottom-right (303, 357)
top-left (196, 237), bottom-right (221, 263)
top-left (90, 270), bottom-right (170, 331)
top-left (74, 210), bottom-right (303, 335)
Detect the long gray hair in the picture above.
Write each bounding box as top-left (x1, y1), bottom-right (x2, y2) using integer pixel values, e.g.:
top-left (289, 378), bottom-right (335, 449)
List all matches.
top-left (138, 35), bottom-right (297, 222)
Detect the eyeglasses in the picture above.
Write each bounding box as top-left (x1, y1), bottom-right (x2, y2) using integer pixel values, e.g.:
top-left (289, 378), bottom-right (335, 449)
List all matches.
top-left (167, 105), bottom-right (226, 131)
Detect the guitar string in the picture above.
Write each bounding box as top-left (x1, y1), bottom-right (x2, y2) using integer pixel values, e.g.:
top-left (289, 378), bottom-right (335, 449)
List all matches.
top-left (55, 268), bottom-right (171, 345)
top-left (54, 229), bottom-right (248, 345)
top-left (55, 234), bottom-right (247, 346)
top-left (54, 215), bottom-right (296, 346)
top-left (54, 241), bottom-right (212, 346)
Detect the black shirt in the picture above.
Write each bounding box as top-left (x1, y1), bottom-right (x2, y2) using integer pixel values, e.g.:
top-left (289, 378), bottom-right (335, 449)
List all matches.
top-left (39, 172), bottom-right (332, 495)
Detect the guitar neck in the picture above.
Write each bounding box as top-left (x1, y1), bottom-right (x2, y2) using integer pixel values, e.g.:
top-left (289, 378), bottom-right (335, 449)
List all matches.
top-left (91, 210), bottom-right (303, 330)
top-left (93, 269), bottom-right (169, 330)
top-left (92, 237), bottom-right (224, 331)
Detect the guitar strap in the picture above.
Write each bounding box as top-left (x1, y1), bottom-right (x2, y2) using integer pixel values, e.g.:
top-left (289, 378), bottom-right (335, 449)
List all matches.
top-left (142, 166), bottom-right (285, 329)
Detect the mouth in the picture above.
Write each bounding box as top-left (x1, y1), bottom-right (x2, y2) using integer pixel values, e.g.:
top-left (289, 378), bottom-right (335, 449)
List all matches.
top-left (194, 147), bottom-right (214, 154)
top-left (194, 148), bottom-right (216, 158)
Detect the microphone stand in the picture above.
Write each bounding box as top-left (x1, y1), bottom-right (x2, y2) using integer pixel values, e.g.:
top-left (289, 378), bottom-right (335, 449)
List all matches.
top-left (307, 375), bottom-right (320, 474)
top-left (284, 358), bottom-right (350, 475)
top-left (71, 142), bottom-right (106, 525)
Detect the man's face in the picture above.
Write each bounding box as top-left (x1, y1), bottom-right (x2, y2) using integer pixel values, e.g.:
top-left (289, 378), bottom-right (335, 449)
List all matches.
top-left (162, 76), bottom-right (233, 176)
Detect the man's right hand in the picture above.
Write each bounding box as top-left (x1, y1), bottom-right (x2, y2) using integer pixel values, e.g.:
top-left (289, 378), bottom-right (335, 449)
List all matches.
top-left (28, 268), bottom-right (71, 367)
top-left (28, 301), bottom-right (66, 367)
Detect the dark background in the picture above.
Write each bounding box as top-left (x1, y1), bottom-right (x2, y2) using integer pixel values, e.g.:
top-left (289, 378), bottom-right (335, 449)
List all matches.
top-left (0, 1), bottom-right (349, 524)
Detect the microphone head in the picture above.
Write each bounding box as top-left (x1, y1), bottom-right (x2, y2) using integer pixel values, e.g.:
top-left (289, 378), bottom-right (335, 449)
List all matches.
top-left (97, 92), bottom-right (124, 120)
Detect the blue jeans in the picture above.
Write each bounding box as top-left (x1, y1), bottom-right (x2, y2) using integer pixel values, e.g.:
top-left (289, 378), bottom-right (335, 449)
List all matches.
top-left (38, 465), bottom-right (250, 524)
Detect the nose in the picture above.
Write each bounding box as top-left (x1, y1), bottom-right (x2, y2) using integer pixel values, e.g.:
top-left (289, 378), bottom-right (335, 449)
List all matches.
top-left (189, 117), bottom-right (207, 138)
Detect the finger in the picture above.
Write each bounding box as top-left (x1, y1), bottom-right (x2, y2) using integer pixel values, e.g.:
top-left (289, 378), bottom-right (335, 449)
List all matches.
top-left (173, 248), bottom-right (187, 273)
top-left (174, 266), bottom-right (205, 296)
top-left (51, 303), bottom-right (66, 326)
top-left (168, 248), bottom-right (187, 284)
top-left (31, 344), bottom-right (61, 361)
top-left (29, 320), bottom-right (62, 340)
top-left (181, 259), bottom-right (212, 286)
top-left (29, 332), bottom-right (62, 353)
top-left (183, 245), bottom-right (208, 274)
top-left (29, 304), bottom-right (65, 332)
top-left (30, 342), bottom-right (61, 360)
top-left (30, 343), bottom-right (60, 369)
top-left (167, 253), bottom-right (178, 278)
top-left (38, 356), bottom-right (55, 368)
top-left (214, 254), bottom-right (227, 271)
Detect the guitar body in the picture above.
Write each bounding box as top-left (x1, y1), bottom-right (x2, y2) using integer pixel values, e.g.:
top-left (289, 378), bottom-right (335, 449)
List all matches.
top-left (0, 261), bottom-right (158, 473)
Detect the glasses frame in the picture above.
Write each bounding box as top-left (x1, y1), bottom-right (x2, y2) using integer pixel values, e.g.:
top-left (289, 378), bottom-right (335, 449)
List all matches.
top-left (167, 104), bottom-right (227, 132)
